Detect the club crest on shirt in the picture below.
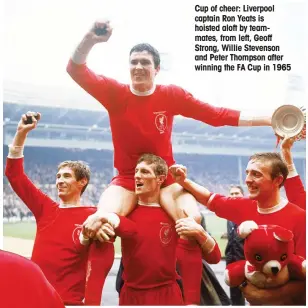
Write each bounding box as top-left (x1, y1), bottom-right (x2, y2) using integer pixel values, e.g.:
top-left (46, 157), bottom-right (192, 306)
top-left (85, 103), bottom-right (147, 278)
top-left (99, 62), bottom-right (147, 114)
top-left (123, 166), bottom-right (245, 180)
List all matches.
top-left (72, 224), bottom-right (83, 245)
top-left (154, 111), bottom-right (167, 134)
top-left (159, 222), bottom-right (173, 245)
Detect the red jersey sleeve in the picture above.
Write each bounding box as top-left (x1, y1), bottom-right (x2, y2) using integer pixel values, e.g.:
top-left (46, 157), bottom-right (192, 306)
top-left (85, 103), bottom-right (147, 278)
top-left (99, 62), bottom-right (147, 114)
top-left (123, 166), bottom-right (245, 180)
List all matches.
top-left (5, 158), bottom-right (57, 221)
top-left (84, 241), bottom-right (114, 306)
top-left (292, 210), bottom-right (306, 258)
top-left (207, 194), bottom-right (254, 224)
top-left (284, 176), bottom-right (306, 210)
top-left (170, 85), bottom-right (240, 126)
top-left (203, 241), bottom-right (221, 264)
top-left (115, 215), bottom-right (138, 238)
top-left (66, 59), bottom-right (125, 112)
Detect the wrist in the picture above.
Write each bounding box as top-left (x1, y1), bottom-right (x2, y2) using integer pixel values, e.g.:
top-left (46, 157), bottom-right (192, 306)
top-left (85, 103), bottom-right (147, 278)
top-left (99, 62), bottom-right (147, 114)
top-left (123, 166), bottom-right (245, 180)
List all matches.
top-left (286, 163), bottom-right (298, 178)
top-left (199, 232), bottom-right (216, 254)
top-left (182, 178), bottom-right (191, 188)
top-left (106, 213), bottom-right (120, 228)
top-left (281, 150), bottom-right (292, 163)
top-left (71, 36), bottom-right (96, 64)
top-left (8, 144), bottom-right (24, 158)
top-left (79, 232), bottom-right (90, 246)
top-left (195, 228), bottom-right (207, 245)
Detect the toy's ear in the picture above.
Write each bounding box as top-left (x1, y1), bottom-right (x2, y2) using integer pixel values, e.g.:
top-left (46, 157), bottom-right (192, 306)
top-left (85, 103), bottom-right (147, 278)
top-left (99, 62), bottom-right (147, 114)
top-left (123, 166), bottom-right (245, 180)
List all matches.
top-left (238, 220), bottom-right (258, 239)
top-left (273, 226), bottom-right (294, 242)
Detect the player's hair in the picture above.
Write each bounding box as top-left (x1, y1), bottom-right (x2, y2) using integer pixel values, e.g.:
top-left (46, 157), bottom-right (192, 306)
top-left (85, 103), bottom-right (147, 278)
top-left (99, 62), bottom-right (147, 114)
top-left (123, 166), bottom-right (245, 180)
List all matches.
top-left (137, 153), bottom-right (168, 177)
top-left (249, 152), bottom-right (288, 187)
top-left (229, 185), bottom-right (244, 195)
top-left (57, 160), bottom-right (91, 195)
top-left (129, 43), bottom-right (160, 68)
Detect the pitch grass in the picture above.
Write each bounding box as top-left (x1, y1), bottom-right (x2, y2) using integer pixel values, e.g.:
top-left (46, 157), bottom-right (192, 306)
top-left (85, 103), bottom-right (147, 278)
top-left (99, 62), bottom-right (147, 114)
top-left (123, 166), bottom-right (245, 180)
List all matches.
top-left (3, 216), bottom-right (228, 256)
top-left (3, 222), bottom-right (122, 255)
top-left (4, 222), bottom-right (37, 240)
top-left (204, 214), bottom-right (228, 256)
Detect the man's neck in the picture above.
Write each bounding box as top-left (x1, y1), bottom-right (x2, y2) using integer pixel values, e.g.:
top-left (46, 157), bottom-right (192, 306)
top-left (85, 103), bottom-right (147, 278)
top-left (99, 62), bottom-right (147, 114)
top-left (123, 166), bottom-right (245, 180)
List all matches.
top-left (59, 197), bottom-right (81, 207)
top-left (257, 192), bottom-right (281, 209)
top-left (138, 194), bottom-right (160, 207)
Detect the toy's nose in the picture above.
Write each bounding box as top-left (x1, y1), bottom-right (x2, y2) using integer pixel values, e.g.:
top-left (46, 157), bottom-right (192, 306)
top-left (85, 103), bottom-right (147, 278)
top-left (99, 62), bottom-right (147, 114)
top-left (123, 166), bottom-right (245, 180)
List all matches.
top-left (271, 267), bottom-right (279, 275)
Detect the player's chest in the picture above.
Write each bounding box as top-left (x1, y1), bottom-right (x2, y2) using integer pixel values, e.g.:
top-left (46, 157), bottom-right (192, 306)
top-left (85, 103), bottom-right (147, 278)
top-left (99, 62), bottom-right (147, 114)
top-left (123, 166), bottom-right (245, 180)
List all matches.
top-left (37, 212), bottom-right (92, 253)
top-left (135, 219), bottom-right (176, 246)
top-left (115, 95), bottom-right (174, 131)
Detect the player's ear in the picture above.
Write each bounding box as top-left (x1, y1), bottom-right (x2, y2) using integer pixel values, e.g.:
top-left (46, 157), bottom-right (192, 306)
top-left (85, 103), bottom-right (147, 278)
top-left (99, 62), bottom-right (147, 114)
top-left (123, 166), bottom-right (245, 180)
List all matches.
top-left (273, 174), bottom-right (284, 188)
top-left (155, 65), bottom-right (160, 75)
top-left (78, 178), bottom-right (88, 189)
top-left (157, 174), bottom-right (166, 185)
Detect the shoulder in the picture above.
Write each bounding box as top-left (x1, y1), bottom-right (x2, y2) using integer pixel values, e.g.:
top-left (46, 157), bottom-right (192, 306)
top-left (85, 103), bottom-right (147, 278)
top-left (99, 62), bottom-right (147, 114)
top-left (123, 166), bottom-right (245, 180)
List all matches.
top-left (155, 84), bottom-right (186, 95)
top-left (285, 202), bottom-right (305, 215)
top-left (0, 250), bottom-right (41, 274)
top-left (101, 76), bottom-right (129, 90)
top-left (59, 205), bottom-right (97, 216)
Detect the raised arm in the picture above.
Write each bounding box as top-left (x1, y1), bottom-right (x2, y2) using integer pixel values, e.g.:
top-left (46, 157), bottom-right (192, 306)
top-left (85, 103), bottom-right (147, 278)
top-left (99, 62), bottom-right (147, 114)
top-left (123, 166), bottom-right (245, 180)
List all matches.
top-left (169, 164), bottom-right (251, 224)
top-left (66, 20), bottom-right (122, 111)
top-left (70, 20), bottom-right (112, 65)
top-left (169, 164), bottom-right (211, 205)
top-left (5, 112), bottom-right (56, 220)
top-left (281, 135), bottom-right (306, 210)
top-left (172, 86), bottom-right (272, 127)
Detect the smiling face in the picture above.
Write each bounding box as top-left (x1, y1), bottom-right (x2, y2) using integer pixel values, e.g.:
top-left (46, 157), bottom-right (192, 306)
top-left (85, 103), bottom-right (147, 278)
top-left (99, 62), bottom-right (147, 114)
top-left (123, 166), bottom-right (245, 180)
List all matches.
top-left (245, 159), bottom-right (281, 202)
top-left (129, 51), bottom-right (160, 91)
top-left (56, 166), bottom-right (86, 202)
top-left (134, 161), bottom-right (165, 198)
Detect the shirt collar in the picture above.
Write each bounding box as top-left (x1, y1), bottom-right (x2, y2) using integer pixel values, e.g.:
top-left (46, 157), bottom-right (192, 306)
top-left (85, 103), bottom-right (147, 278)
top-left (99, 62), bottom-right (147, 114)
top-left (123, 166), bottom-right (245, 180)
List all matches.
top-left (138, 200), bottom-right (160, 207)
top-left (257, 198), bottom-right (288, 214)
top-left (130, 84), bottom-right (156, 96)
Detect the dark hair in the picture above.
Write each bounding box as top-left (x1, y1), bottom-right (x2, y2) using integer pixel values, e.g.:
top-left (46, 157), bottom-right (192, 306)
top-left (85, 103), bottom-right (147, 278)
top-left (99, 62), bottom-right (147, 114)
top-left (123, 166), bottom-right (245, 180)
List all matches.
top-left (57, 160), bottom-right (91, 195)
top-left (229, 185), bottom-right (244, 195)
top-left (129, 43), bottom-right (160, 69)
top-left (137, 153), bottom-right (168, 177)
top-left (249, 152), bottom-right (288, 187)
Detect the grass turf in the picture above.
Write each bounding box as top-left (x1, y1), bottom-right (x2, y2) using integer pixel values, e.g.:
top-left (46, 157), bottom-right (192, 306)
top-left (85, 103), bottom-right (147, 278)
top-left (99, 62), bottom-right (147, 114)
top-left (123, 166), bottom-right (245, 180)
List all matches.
top-left (3, 222), bottom-right (122, 255)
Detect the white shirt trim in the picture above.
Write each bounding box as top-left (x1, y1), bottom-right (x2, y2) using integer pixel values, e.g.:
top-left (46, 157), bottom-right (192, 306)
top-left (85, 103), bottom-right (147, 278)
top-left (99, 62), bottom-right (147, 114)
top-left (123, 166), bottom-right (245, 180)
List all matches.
top-left (287, 170), bottom-right (298, 178)
top-left (257, 198), bottom-right (288, 214)
top-left (8, 144), bottom-right (24, 158)
top-left (207, 193), bottom-right (216, 209)
top-left (238, 110), bottom-right (272, 126)
top-left (287, 164), bottom-right (298, 178)
top-left (59, 204), bottom-right (94, 208)
top-left (130, 84), bottom-right (156, 96)
top-left (138, 200), bottom-right (160, 207)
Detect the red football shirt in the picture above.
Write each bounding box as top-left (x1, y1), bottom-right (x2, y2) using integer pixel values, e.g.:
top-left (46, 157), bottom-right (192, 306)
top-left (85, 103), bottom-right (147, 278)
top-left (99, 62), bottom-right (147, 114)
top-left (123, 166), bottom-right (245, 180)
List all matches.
top-left (115, 205), bottom-right (179, 289)
top-left (5, 158), bottom-right (113, 305)
top-left (208, 195), bottom-right (306, 258)
top-left (284, 175), bottom-right (306, 210)
top-left (67, 60), bottom-right (240, 176)
top-left (0, 250), bottom-right (65, 308)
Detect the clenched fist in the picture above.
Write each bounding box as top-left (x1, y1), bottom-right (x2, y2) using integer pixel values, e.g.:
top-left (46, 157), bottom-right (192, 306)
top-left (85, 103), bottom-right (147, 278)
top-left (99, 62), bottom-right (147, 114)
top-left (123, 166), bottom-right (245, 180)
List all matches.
top-left (169, 164), bottom-right (187, 186)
